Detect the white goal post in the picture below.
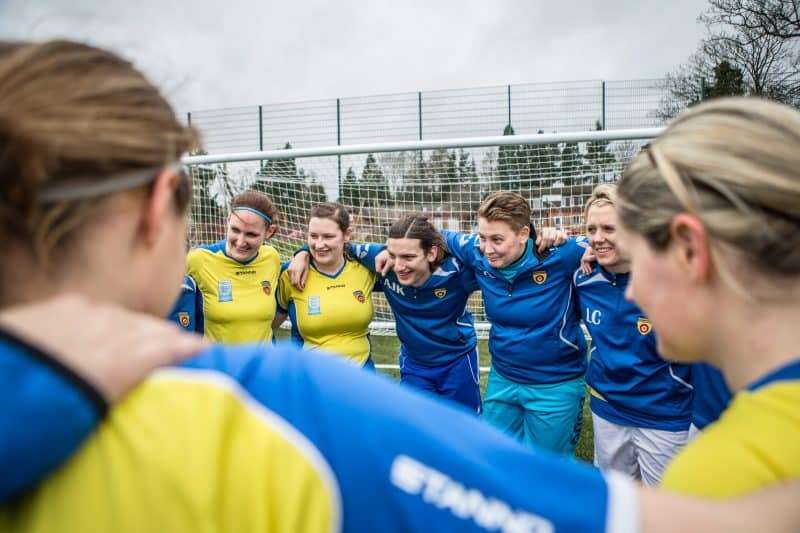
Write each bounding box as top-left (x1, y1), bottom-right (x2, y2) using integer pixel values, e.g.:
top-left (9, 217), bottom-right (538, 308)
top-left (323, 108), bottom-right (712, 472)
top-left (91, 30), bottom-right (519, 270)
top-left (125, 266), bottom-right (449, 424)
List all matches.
top-left (183, 127), bottom-right (661, 337)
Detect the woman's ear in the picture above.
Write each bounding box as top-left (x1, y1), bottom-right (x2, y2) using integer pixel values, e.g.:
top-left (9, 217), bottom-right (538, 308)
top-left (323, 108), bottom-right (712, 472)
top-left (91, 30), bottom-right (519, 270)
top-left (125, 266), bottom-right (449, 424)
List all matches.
top-left (264, 223), bottom-right (277, 240)
top-left (140, 167), bottom-right (180, 248)
top-left (669, 213), bottom-right (710, 283)
top-left (427, 245), bottom-right (439, 263)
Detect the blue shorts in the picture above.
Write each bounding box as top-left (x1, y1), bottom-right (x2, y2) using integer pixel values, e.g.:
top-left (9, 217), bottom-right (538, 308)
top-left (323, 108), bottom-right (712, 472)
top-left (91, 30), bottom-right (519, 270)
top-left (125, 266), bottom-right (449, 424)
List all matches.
top-left (482, 367), bottom-right (585, 455)
top-left (399, 348), bottom-right (482, 414)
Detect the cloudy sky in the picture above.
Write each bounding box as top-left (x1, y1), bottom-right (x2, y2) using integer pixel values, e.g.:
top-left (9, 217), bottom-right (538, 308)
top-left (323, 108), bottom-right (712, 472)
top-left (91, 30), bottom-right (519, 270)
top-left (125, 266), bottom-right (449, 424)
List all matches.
top-left (0, 0), bottom-right (707, 114)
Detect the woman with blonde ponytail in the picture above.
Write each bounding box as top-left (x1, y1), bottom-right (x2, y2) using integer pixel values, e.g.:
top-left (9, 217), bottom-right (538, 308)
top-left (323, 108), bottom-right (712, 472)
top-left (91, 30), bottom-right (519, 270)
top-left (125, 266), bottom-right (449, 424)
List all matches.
top-left (617, 97), bottom-right (800, 497)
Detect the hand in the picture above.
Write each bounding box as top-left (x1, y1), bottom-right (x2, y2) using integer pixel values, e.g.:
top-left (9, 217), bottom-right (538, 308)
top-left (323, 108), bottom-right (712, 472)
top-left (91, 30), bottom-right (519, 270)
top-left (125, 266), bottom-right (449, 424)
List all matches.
top-left (580, 247), bottom-right (597, 275)
top-left (374, 249), bottom-right (394, 277)
top-left (288, 250), bottom-right (311, 290)
top-left (535, 227), bottom-right (568, 254)
top-left (0, 294), bottom-right (207, 403)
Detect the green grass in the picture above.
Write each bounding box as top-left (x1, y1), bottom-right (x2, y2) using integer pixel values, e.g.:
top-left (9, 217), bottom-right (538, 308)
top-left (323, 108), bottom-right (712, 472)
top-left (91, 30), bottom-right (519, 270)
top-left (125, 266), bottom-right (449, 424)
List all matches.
top-left (369, 334), bottom-right (595, 463)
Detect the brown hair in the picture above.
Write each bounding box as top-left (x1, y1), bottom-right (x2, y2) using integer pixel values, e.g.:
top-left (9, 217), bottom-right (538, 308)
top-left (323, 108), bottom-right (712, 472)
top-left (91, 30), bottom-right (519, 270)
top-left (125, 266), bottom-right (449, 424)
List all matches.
top-left (0, 40), bottom-right (198, 276)
top-left (230, 190), bottom-right (279, 227)
top-left (618, 97), bottom-right (800, 297)
top-left (477, 192), bottom-right (530, 233)
top-left (387, 214), bottom-right (449, 270)
top-left (309, 202), bottom-right (351, 256)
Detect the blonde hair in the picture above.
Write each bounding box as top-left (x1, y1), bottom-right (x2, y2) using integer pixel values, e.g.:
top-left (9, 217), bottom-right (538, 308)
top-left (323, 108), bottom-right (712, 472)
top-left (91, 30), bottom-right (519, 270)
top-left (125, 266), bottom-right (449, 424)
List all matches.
top-left (0, 40), bottom-right (198, 279)
top-left (477, 192), bottom-right (530, 232)
top-left (583, 183), bottom-right (618, 224)
top-left (617, 97), bottom-right (800, 296)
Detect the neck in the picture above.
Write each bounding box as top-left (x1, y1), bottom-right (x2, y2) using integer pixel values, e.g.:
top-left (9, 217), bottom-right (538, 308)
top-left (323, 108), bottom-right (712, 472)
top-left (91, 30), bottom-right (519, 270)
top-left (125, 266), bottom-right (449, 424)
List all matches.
top-left (506, 242), bottom-right (528, 267)
top-left (315, 256), bottom-right (345, 276)
top-left (708, 290), bottom-right (800, 392)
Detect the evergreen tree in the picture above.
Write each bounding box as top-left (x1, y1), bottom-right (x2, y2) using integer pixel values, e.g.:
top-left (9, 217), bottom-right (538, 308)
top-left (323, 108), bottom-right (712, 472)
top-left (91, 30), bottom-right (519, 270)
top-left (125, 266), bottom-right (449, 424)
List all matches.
top-left (361, 153), bottom-right (391, 207)
top-left (585, 121), bottom-right (617, 183)
top-left (497, 124), bottom-right (520, 190)
top-left (340, 166), bottom-right (360, 209)
top-left (255, 142), bottom-right (304, 226)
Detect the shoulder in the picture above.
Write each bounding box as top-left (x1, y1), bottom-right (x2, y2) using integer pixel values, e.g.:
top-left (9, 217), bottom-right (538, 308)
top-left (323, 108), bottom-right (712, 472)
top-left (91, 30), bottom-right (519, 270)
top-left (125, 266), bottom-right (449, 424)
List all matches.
top-left (573, 264), bottom-right (606, 288)
top-left (187, 241), bottom-right (225, 263)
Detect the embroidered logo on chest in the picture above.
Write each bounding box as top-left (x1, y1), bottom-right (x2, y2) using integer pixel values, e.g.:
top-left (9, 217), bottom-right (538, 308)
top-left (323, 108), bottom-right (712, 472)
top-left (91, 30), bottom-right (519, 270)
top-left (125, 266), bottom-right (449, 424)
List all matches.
top-left (261, 280), bottom-right (272, 295)
top-left (532, 271), bottom-right (547, 284)
top-left (353, 290), bottom-right (366, 303)
top-left (637, 317), bottom-right (652, 335)
top-left (178, 312), bottom-right (190, 328)
top-left (434, 288), bottom-right (447, 298)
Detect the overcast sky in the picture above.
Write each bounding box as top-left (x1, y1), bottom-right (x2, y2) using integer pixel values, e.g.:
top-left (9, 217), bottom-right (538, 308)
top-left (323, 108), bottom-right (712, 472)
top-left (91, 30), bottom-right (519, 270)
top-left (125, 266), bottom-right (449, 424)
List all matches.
top-left (0, 0), bottom-right (707, 114)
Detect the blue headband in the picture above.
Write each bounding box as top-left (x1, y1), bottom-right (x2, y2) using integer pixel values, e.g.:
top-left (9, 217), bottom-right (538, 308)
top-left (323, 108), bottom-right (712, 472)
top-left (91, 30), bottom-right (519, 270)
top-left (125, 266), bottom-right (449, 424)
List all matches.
top-left (232, 206), bottom-right (273, 225)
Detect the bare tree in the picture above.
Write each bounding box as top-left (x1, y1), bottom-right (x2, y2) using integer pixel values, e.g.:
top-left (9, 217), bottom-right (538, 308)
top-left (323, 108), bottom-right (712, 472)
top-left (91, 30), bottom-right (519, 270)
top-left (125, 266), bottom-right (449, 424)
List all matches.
top-left (657, 0), bottom-right (800, 121)
top-left (703, 0), bottom-right (800, 40)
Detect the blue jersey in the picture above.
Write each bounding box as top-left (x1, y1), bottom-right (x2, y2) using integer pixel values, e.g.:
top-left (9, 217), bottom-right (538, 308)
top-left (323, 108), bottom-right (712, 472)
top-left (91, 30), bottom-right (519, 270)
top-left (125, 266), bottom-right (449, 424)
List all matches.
top-left (352, 242), bottom-right (479, 366)
top-left (0, 331), bottom-right (637, 533)
top-left (443, 231), bottom-right (589, 384)
top-left (167, 275), bottom-right (204, 333)
top-left (691, 363), bottom-right (732, 430)
top-left (574, 265), bottom-right (693, 431)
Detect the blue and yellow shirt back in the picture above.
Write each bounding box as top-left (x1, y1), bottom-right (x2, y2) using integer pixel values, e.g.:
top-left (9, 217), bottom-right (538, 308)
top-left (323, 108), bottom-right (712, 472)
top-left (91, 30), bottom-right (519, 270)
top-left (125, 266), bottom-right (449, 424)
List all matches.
top-left (277, 259), bottom-right (376, 365)
top-left (1, 334), bottom-right (637, 533)
top-left (187, 241), bottom-right (280, 344)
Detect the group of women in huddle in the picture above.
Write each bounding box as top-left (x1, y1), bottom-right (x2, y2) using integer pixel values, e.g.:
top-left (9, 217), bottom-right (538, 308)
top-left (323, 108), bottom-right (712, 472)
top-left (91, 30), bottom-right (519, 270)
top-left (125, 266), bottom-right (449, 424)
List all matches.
top-left (1, 38), bottom-right (799, 532)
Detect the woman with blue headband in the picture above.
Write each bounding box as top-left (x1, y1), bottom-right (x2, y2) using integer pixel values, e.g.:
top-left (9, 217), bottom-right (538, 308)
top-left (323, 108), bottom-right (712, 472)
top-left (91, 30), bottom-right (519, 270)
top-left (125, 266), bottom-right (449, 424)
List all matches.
top-left (187, 190), bottom-right (281, 343)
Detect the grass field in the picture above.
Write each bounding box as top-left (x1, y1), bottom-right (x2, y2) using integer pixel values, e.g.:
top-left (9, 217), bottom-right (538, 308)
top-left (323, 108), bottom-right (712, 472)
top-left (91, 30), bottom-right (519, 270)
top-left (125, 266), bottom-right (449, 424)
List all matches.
top-left (311, 331), bottom-right (596, 463)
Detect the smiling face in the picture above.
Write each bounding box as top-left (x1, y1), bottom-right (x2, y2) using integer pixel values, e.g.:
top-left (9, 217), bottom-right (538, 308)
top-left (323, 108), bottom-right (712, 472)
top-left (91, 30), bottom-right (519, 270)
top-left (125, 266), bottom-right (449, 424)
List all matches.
top-left (225, 210), bottom-right (268, 262)
top-left (586, 203), bottom-right (630, 273)
top-left (308, 216), bottom-right (350, 271)
top-left (477, 218), bottom-right (529, 268)
top-left (387, 237), bottom-right (437, 287)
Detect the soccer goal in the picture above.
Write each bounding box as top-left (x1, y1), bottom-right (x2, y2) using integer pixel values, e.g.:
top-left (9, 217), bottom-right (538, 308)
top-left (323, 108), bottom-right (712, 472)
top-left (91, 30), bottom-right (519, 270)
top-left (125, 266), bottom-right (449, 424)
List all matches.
top-left (183, 128), bottom-right (660, 337)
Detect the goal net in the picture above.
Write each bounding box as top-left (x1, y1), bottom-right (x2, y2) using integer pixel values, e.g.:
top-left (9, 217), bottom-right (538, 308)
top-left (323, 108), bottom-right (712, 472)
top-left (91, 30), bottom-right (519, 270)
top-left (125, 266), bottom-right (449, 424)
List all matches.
top-left (184, 128), bottom-right (658, 337)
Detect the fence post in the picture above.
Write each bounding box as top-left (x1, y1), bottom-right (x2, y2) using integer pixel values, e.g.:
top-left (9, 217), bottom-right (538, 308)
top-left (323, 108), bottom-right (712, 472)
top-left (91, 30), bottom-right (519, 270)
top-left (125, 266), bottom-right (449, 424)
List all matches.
top-left (258, 105), bottom-right (264, 169)
top-left (601, 81), bottom-right (606, 129)
top-left (507, 84), bottom-right (512, 127)
top-left (417, 91), bottom-right (424, 174)
top-left (186, 112), bottom-right (191, 126)
top-left (337, 98), bottom-right (342, 200)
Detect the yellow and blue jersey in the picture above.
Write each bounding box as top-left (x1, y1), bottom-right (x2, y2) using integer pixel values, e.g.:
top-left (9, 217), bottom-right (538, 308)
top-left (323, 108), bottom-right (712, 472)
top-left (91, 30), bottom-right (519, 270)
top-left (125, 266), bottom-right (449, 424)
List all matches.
top-left (1, 333), bottom-right (638, 532)
top-left (277, 259), bottom-right (376, 365)
top-left (187, 240), bottom-right (280, 344)
top-left (661, 359), bottom-right (800, 497)
top-left (167, 274), bottom-right (204, 333)
top-left (0, 328), bottom-right (105, 501)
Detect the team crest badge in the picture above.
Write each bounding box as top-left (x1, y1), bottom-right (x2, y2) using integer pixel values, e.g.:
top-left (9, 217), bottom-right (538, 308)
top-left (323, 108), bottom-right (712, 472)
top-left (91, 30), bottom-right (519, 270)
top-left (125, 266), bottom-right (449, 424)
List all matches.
top-left (532, 271), bottom-right (547, 284)
top-left (178, 312), bottom-right (190, 328)
top-left (434, 288), bottom-right (447, 298)
top-left (637, 317), bottom-right (652, 335)
top-left (353, 290), bottom-right (365, 303)
top-left (261, 280), bottom-right (272, 295)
